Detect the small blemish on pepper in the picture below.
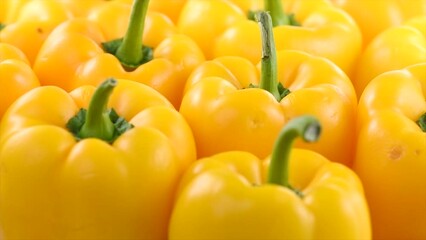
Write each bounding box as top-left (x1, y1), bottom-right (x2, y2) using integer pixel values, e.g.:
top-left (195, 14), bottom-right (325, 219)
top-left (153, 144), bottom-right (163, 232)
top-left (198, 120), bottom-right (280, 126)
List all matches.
top-left (37, 27), bottom-right (43, 34)
top-left (388, 146), bottom-right (404, 161)
top-left (249, 117), bottom-right (264, 129)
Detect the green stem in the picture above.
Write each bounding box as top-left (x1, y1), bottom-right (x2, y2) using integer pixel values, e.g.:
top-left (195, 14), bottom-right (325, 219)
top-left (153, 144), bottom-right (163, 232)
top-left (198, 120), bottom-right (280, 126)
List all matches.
top-left (417, 113), bottom-right (426, 132)
top-left (264, 0), bottom-right (300, 26)
top-left (256, 11), bottom-right (287, 102)
top-left (267, 116), bottom-right (321, 192)
top-left (102, 0), bottom-right (152, 70)
top-left (77, 79), bottom-right (117, 141)
top-left (264, 0), bottom-right (287, 26)
top-left (0, 23), bottom-right (5, 31)
top-left (116, 0), bottom-right (149, 67)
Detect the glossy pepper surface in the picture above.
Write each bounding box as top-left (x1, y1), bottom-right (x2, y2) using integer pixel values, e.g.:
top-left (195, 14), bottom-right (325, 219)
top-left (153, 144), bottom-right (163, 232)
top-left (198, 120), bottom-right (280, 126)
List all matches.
top-left (331, 0), bottom-right (426, 48)
top-left (33, 0), bottom-right (204, 109)
top-left (0, 43), bottom-right (40, 118)
top-left (0, 0), bottom-right (73, 64)
top-left (180, 12), bottom-right (357, 165)
top-left (354, 63), bottom-right (426, 240)
top-left (55, 0), bottom-right (111, 18)
top-left (0, 78), bottom-right (196, 239)
top-left (0, 0), bottom-right (30, 24)
top-left (213, 0), bottom-right (362, 78)
top-left (115, 0), bottom-right (187, 23)
top-left (353, 16), bottom-right (426, 97)
top-left (177, 0), bottom-right (247, 60)
top-left (169, 115), bottom-right (371, 239)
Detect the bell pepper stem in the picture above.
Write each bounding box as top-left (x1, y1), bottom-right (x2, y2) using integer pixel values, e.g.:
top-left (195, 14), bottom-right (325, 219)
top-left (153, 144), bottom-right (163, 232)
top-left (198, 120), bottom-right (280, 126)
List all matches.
top-left (264, 0), bottom-right (287, 26)
top-left (418, 113), bottom-right (426, 132)
top-left (256, 12), bottom-right (282, 102)
top-left (264, 0), bottom-right (300, 26)
top-left (77, 79), bottom-right (117, 141)
top-left (115, 0), bottom-right (150, 68)
top-left (267, 116), bottom-right (321, 190)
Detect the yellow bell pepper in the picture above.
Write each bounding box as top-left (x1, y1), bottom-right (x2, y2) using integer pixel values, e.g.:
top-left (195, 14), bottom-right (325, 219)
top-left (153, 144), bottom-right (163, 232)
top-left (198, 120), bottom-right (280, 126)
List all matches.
top-left (0, 0), bottom-right (108, 23)
top-left (180, 11), bottom-right (357, 165)
top-left (115, 0), bottom-right (187, 24)
top-left (354, 63), bottom-right (426, 240)
top-left (56, 0), bottom-right (111, 18)
top-left (0, 43), bottom-right (40, 119)
top-left (85, 0), bottom-right (179, 48)
top-left (147, 0), bottom-right (187, 24)
top-left (169, 115), bottom-right (371, 239)
top-left (177, 0), bottom-right (247, 59)
top-left (353, 16), bottom-right (426, 98)
top-left (0, 0), bottom-right (30, 24)
top-left (33, 0), bottom-right (204, 109)
top-left (213, 0), bottom-right (362, 78)
top-left (0, 78), bottom-right (196, 239)
top-left (225, 0), bottom-right (263, 15)
top-left (331, 0), bottom-right (426, 48)
top-left (0, 0), bottom-right (73, 64)
top-left (119, 0), bottom-right (262, 25)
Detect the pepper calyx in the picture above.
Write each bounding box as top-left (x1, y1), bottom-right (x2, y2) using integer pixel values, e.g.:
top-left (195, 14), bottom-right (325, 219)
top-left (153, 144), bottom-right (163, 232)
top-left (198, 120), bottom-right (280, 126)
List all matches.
top-left (66, 79), bottom-right (134, 143)
top-left (417, 113), bottom-right (426, 132)
top-left (102, 38), bottom-right (153, 71)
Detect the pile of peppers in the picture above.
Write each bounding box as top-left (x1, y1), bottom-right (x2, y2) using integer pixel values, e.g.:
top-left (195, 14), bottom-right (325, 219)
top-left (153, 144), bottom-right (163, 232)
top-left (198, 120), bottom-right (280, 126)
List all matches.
top-left (0, 0), bottom-right (425, 239)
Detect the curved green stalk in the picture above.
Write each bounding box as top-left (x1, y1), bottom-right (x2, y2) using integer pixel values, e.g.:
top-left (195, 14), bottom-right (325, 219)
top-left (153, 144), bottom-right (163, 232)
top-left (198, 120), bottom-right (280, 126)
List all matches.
top-left (66, 78), bottom-right (134, 143)
top-left (267, 116), bottom-right (321, 195)
top-left (264, 0), bottom-right (300, 26)
top-left (256, 11), bottom-right (290, 102)
top-left (77, 79), bottom-right (117, 141)
top-left (102, 0), bottom-right (152, 70)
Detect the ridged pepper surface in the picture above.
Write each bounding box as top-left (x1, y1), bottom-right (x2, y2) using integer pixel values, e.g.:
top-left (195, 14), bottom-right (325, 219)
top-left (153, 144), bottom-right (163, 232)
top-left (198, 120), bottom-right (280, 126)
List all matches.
top-left (211, 0), bottom-right (362, 78)
top-left (0, 0), bottom-right (73, 64)
top-left (180, 12), bottom-right (357, 165)
top-left (170, 115), bottom-right (371, 239)
top-left (33, 0), bottom-right (204, 109)
top-left (0, 42), bottom-right (40, 118)
top-left (353, 16), bottom-right (426, 97)
top-left (355, 63), bottom-right (426, 240)
top-left (0, 78), bottom-right (196, 239)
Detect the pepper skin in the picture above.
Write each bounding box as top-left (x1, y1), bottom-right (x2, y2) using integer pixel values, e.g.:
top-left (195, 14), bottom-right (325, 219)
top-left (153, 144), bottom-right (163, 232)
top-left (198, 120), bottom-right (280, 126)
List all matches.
top-left (0, 43), bottom-right (40, 118)
top-left (180, 12), bottom-right (357, 165)
top-left (353, 16), bottom-right (426, 98)
top-left (148, 0), bottom-right (187, 24)
top-left (116, 0), bottom-right (187, 24)
top-left (0, 0), bottom-right (73, 64)
top-left (0, 0), bottom-right (30, 24)
top-left (331, 0), bottom-right (426, 48)
top-left (213, 0), bottom-right (362, 78)
top-left (177, 0), bottom-right (247, 60)
top-left (0, 78), bottom-right (196, 239)
top-left (169, 116), bottom-right (371, 239)
top-left (354, 63), bottom-right (426, 240)
top-left (85, 0), bottom-right (179, 48)
top-left (33, 0), bottom-right (205, 109)
top-left (56, 0), bottom-right (111, 18)
top-left (225, 0), bottom-right (263, 15)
